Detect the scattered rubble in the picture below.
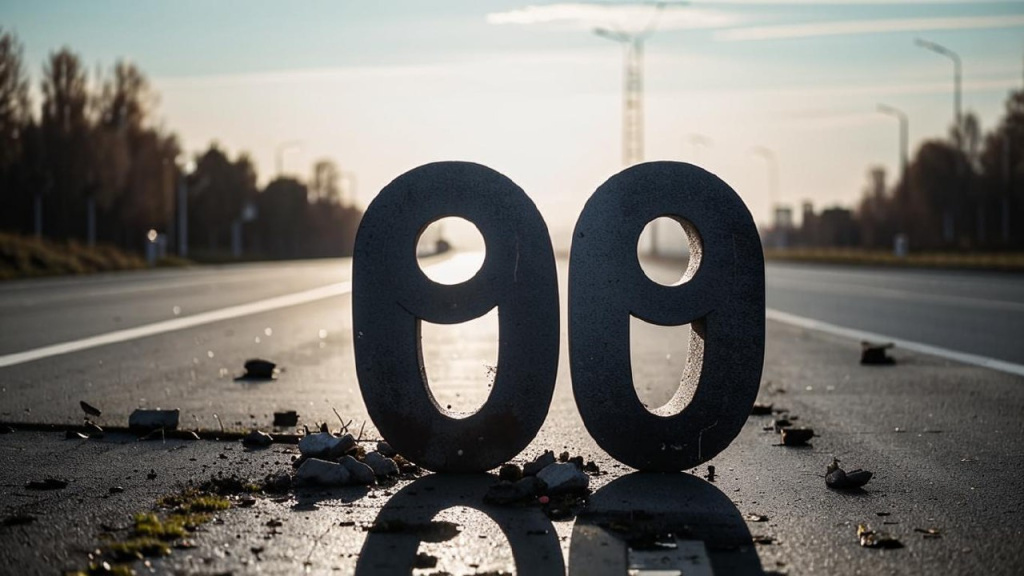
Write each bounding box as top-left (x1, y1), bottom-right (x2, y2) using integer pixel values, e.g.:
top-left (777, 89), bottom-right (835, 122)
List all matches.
top-left (826, 458), bottom-right (873, 490)
top-left (746, 514), bottom-right (769, 522)
top-left (242, 430), bottom-right (274, 447)
top-left (751, 403), bottom-right (774, 415)
top-left (129, 409), bottom-right (180, 434)
top-left (238, 358), bottom-right (278, 380)
top-left (295, 458), bottom-right (351, 486)
top-left (338, 455), bottom-right (375, 485)
top-left (273, 411), bottom-right (299, 427)
top-left (914, 527), bottom-right (942, 539)
top-left (537, 462), bottom-right (589, 494)
top-left (861, 341), bottom-right (896, 365)
top-left (484, 476), bottom-right (544, 505)
top-left (79, 400), bottom-right (102, 417)
top-left (298, 432), bottom-right (355, 460)
top-left (84, 421), bottom-right (104, 438)
top-left (857, 524), bottom-right (903, 548)
top-left (363, 451), bottom-right (399, 477)
top-left (498, 463), bottom-right (523, 482)
top-left (523, 450), bottom-right (556, 476)
top-left (376, 441), bottom-right (396, 457)
top-left (781, 427), bottom-right (814, 446)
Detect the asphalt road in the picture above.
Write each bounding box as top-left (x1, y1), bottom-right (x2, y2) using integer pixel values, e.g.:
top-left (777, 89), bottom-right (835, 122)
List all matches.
top-left (765, 262), bottom-right (1024, 367)
top-left (1, 254), bottom-right (1022, 575)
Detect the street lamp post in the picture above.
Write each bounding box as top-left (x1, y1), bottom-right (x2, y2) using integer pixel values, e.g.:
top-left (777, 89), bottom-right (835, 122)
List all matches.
top-left (915, 38), bottom-right (963, 244)
top-left (178, 159), bottom-right (195, 258)
top-left (915, 38), bottom-right (961, 147)
top-left (876, 104), bottom-right (908, 183)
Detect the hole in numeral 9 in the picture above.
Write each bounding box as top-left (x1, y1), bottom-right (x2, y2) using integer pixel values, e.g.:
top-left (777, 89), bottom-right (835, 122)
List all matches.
top-left (416, 217), bottom-right (486, 285)
top-left (421, 308), bottom-right (499, 418)
top-left (637, 216), bottom-right (701, 286)
top-left (630, 318), bottom-right (693, 414)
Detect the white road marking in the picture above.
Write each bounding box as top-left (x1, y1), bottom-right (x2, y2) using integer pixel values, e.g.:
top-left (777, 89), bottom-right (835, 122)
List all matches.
top-left (0, 254), bottom-right (479, 370)
top-left (766, 307), bottom-right (1024, 378)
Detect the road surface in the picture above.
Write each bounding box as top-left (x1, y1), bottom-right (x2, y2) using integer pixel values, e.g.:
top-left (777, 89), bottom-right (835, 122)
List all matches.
top-left (1, 254), bottom-right (1022, 575)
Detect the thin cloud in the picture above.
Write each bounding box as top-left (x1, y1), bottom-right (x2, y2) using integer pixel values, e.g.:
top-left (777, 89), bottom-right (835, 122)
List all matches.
top-left (487, 3), bottom-right (738, 31)
top-left (716, 14), bottom-right (1024, 41)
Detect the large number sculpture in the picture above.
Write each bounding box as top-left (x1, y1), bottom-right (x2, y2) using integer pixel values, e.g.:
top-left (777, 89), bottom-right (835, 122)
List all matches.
top-left (353, 161), bottom-right (764, 473)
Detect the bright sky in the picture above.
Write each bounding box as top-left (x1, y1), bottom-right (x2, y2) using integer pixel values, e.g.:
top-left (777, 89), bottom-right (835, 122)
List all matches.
top-left (3, 0), bottom-right (1023, 248)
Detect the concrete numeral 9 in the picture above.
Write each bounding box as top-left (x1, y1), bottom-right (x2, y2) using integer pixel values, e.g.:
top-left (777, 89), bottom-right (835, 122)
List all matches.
top-left (352, 162), bottom-right (560, 473)
top-left (569, 162), bottom-right (764, 471)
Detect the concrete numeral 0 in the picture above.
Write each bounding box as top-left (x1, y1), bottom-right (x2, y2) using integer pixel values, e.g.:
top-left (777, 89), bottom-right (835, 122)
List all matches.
top-left (569, 161), bottom-right (764, 472)
top-left (353, 162), bottom-right (559, 473)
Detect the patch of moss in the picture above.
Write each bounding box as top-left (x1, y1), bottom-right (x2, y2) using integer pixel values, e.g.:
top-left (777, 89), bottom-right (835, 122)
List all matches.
top-left (156, 488), bottom-right (231, 514)
top-left (107, 537), bottom-right (171, 561)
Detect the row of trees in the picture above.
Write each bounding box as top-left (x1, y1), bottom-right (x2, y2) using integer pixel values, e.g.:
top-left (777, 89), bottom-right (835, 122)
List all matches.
top-left (0, 29), bottom-right (361, 259)
top-left (853, 88), bottom-right (1024, 251)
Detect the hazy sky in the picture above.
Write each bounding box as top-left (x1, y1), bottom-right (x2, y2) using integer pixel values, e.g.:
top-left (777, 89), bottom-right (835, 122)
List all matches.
top-left (3, 0), bottom-right (1023, 246)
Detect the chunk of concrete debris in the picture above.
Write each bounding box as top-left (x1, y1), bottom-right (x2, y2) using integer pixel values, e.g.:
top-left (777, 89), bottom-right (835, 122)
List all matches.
top-left (857, 524), bottom-right (902, 548)
top-left (484, 476), bottom-right (545, 505)
top-left (296, 458), bottom-right (350, 486)
top-left (128, 409), bottom-right (180, 434)
top-left (498, 463), bottom-right (523, 483)
top-left (272, 411), bottom-right (299, 427)
top-left (298, 432), bottom-right (355, 459)
top-left (860, 341), bottom-right (896, 365)
top-left (242, 430), bottom-right (274, 447)
top-left (79, 401), bottom-right (102, 417)
top-left (363, 452), bottom-right (399, 477)
top-left (338, 455), bottom-right (376, 485)
top-left (84, 421), bottom-right (104, 438)
top-left (375, 441), bottom-right (396, 458)
top-left (523, 450), bottom-right (556, 476)
top-left (240, 358), bottom-right (277, 380)
top-left (781, 427), bottom-right (814, 446)
top-left (537, 462), bottom-right (590, 494)
top-left (826, 458), bottom-right (873, 490)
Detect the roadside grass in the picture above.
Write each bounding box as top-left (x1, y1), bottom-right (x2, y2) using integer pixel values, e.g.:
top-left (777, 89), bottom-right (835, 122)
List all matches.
top-left (763, 248), bottom-right (1024, 272)
top-left (0, 232), bottom-right (189, 280)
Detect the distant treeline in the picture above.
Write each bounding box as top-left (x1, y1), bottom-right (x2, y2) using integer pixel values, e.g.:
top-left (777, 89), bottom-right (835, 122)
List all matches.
top-left (796, 87), bottom-right (1024, 252)
top-left (0, 29), bottom-right (361, 260)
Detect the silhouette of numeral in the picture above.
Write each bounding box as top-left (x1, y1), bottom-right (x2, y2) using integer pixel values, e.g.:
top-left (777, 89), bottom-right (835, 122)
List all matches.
top-left (353, 162), bottom-right (559, 472)
top-left (569, 161), bottom-right (764, 471)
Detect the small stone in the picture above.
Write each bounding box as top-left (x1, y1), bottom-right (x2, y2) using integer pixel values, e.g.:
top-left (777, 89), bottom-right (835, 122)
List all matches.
top-left (392, 454), bottom-right (419, 474)
top-left (826, 458), bottom-right (872, 490)
top-left (376, 441), bottom-right (396, 458)
top-left (858, 524), bottom-right (902, 548)
top-left (781, 427), bottom-right (814, 446)
top-left (84, 421), bottom-right (104, 438)
top-left (860, 341), bottom-right (896, 365)
top-left (484, 477), bottom-right (544, 505)
top-left (242, 430), bottom-right (274, 447)
top-left (238, 494), bottom-right (257, 507)
top-left (147, 469), bottom-right (157, 480)
top-left (771, 418), bottom-right (792, 432)
top-left (568, 455), bottom-right (584, 469)
top-left (109, 486), bottom-right (125, 494)
top-left (751, 403), bottom-right (773, 415)
top-left (558, 451), bottom-right (570, 462)
top-left (523, 450), bottom-right (556, 476)
top-left (537, 462), bottom-right (590, 494)
top-left (241, 358), bottom-right (277, 379)
top-left (583, 461), bottom-right (600, 474)
top-left (298, 432), bottom-right (354, 459)
top-left (364, 452), bottom-right (399, 477)
top-left (338, 456), bottom-right (375, 485)
top-left (296, 458), bottom-right (351, 486)
top-left (128, 409), bottom-right (180, 433)
top-left (65, 430), bottom-right (88, 440)
top-left (705, 465), bottom-right (716, 482)
top-left (498, 463), bottom-right (523, 482)
top-left (272, 411), bottom-right (299, 427)
top-left (80, 401), bottom-right (102, 417)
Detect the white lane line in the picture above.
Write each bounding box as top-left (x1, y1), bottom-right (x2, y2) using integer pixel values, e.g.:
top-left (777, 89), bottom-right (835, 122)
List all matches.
top-left (766, 307), bottom-right (1024, 378)
top-left (0, 281), bottom-right (351, 369)
top-left (0, 254), bottom-right (479, 370)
